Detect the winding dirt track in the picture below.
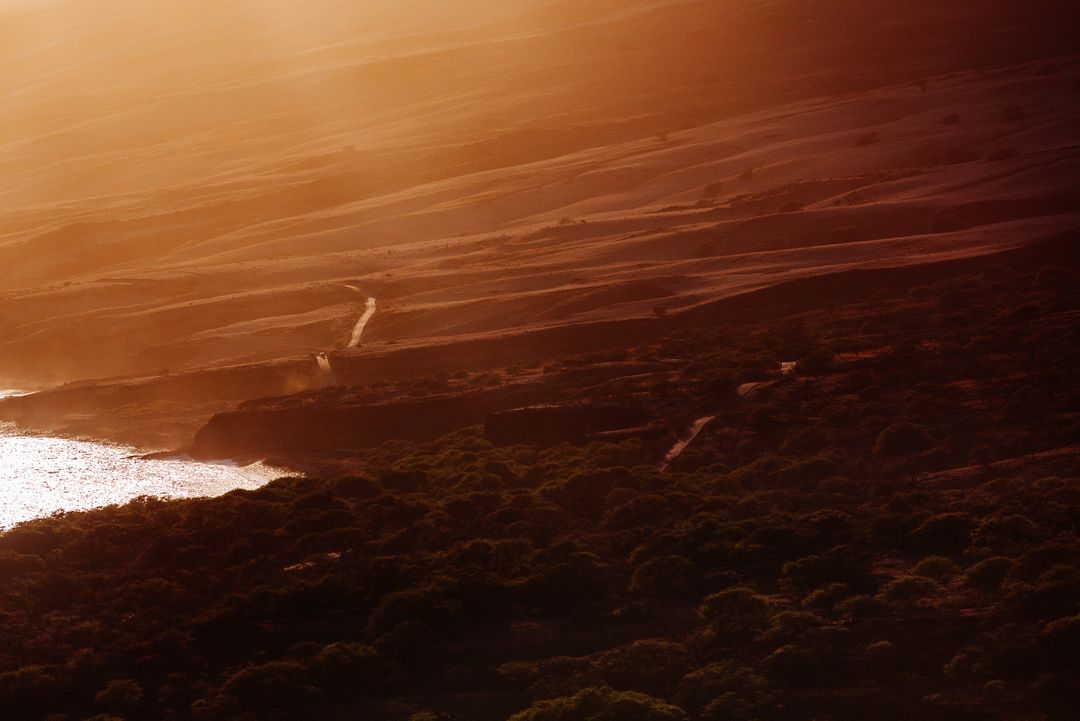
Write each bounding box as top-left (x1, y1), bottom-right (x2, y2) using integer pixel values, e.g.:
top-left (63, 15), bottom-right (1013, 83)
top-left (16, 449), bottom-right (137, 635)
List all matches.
top-left (659, 415), bottom-right (716, 471)
top-left (345, 286), bottom-right (377, 348)
top-left (661, 374), bottom-right (786, 470)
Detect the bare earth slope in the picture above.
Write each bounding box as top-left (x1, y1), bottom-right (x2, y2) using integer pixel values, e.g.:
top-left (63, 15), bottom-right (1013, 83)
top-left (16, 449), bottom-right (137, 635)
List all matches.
top-left (1, 0), bottom-right (1078, 447)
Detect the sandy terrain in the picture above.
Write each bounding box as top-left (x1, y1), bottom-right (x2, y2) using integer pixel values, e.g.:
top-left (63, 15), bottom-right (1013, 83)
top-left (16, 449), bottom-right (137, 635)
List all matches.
top-left (0, 0), bottom-right (1077, 445)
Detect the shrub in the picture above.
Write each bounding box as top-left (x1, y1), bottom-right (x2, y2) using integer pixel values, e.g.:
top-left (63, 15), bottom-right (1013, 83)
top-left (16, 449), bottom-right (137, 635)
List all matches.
top-left (874, 423), bottom-right (935, 457)
top-left (801, 582), bottom-right (852, 610)
top-left (911, 513), bottom-right (973, 552)
top-left (0, 527), bottom-right (55, 555)
top-left (1036, 266), bottom-right (1076, 290)
top-left (0, 665), bottom-right (63, 715)
top-left (776, 455), bottom-right (834, 489)
top-left (333, 475), bottom-right (382, 499)
top-left (378, 468), bottom-right (429, 493)
top-left (782, 555), bottom-right (839, 591)
top-left (1039, 615), bottom-right (1080, 666)
top-left (220, 660), bottom-right (321, 711)
top-left (913, 556), bottom-right (961, 582)
top-left (963, 557), bottom-right (1016, 591)
top-left (864, 640), bottom-right (898, 670)
top-left (95, 678), bottom-right (143, 712)
top-left (974, 514), bottom-right (1041, 552)
top-left (877, 576), bottom-right (941, 607)
top-left (0, 550), bottom-right (46, 579)
top-left (528, 553), bottom-right (611, 608)
top-left (673, 662), bottom-right (770, 716)
top-left (757, 610), bottom-right (825, 646)
top-left (630, 555), bottom-right (698, 598)
top-left (507, 686), bottom-right (688, 721)
top-left (542, 472), bottom-right (618, 517)
top-left (700, 587), bottom-right (771, 637)
top-left (944, 645), bottom-right (992, 679)
top-left (410, 712), bottom-right (442, 721)
top-left (311, 643), bottom-right (390, 692)
top-left (760, 644), bottom-right (820, 684)
top-left (368, 585), bottom-right (452, 634)
top-left (592, 641), bottom-right (692, 697)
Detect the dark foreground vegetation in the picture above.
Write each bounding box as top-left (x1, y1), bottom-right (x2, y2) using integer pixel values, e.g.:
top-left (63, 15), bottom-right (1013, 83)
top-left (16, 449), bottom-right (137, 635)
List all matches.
top-left (1, 253), bottom-right (1078, 721)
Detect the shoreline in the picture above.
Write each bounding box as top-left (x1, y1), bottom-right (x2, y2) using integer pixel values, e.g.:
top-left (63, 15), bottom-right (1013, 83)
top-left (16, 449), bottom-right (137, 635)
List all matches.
top-left (0, 425), bottom-right (294, 530)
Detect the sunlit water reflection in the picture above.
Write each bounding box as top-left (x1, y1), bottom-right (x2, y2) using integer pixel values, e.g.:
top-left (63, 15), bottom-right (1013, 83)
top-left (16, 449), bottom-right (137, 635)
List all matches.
top-left (0, 392), bottom-right (285, 528)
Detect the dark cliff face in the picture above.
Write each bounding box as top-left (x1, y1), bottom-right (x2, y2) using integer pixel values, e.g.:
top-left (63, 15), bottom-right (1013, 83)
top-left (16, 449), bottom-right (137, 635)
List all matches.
top-left (191, 393), bottom-right (652, 461)
top-left (0, 358), bottom-right (321, 450)
top-left (190, 386), bottom-right (545, 459)
top-left (484, 404), bottom-right (651, 446)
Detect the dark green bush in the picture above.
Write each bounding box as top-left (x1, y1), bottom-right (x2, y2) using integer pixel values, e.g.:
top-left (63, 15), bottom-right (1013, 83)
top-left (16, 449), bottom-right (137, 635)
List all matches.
top-left (508, 686), bottom-right (687, 721)
top-left (874, 423), bottom-right (935, 457)
top-left (962, 557), bottom-right (1015, 592)
top-left (700, 587), bottom-right (771, 637)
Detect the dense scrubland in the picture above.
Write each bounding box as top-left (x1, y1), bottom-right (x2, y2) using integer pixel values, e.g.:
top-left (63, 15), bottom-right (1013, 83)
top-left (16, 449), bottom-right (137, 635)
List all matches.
top-left (1, 254), bottom-right (1076, 721)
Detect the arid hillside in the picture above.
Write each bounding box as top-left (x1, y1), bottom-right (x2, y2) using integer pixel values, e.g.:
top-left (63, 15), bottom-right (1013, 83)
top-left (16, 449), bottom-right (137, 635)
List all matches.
top-left (1, 0), bottom-right (1078, 391)
top-left (2, 1), bottom-right (1080, 455)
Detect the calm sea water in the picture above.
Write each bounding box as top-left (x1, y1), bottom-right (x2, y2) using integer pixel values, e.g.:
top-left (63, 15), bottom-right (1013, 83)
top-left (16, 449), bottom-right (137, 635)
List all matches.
top-left (0, 391), bottom-right (283, 529)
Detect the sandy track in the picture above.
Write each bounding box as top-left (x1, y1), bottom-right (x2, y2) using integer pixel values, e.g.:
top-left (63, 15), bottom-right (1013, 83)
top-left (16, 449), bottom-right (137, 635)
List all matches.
top-left (346, 288), bottom-right (378, 349)
top-left (663, 372), bottom-right (791, 469)
top-left (660, 415), bottom-right (716, 471)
